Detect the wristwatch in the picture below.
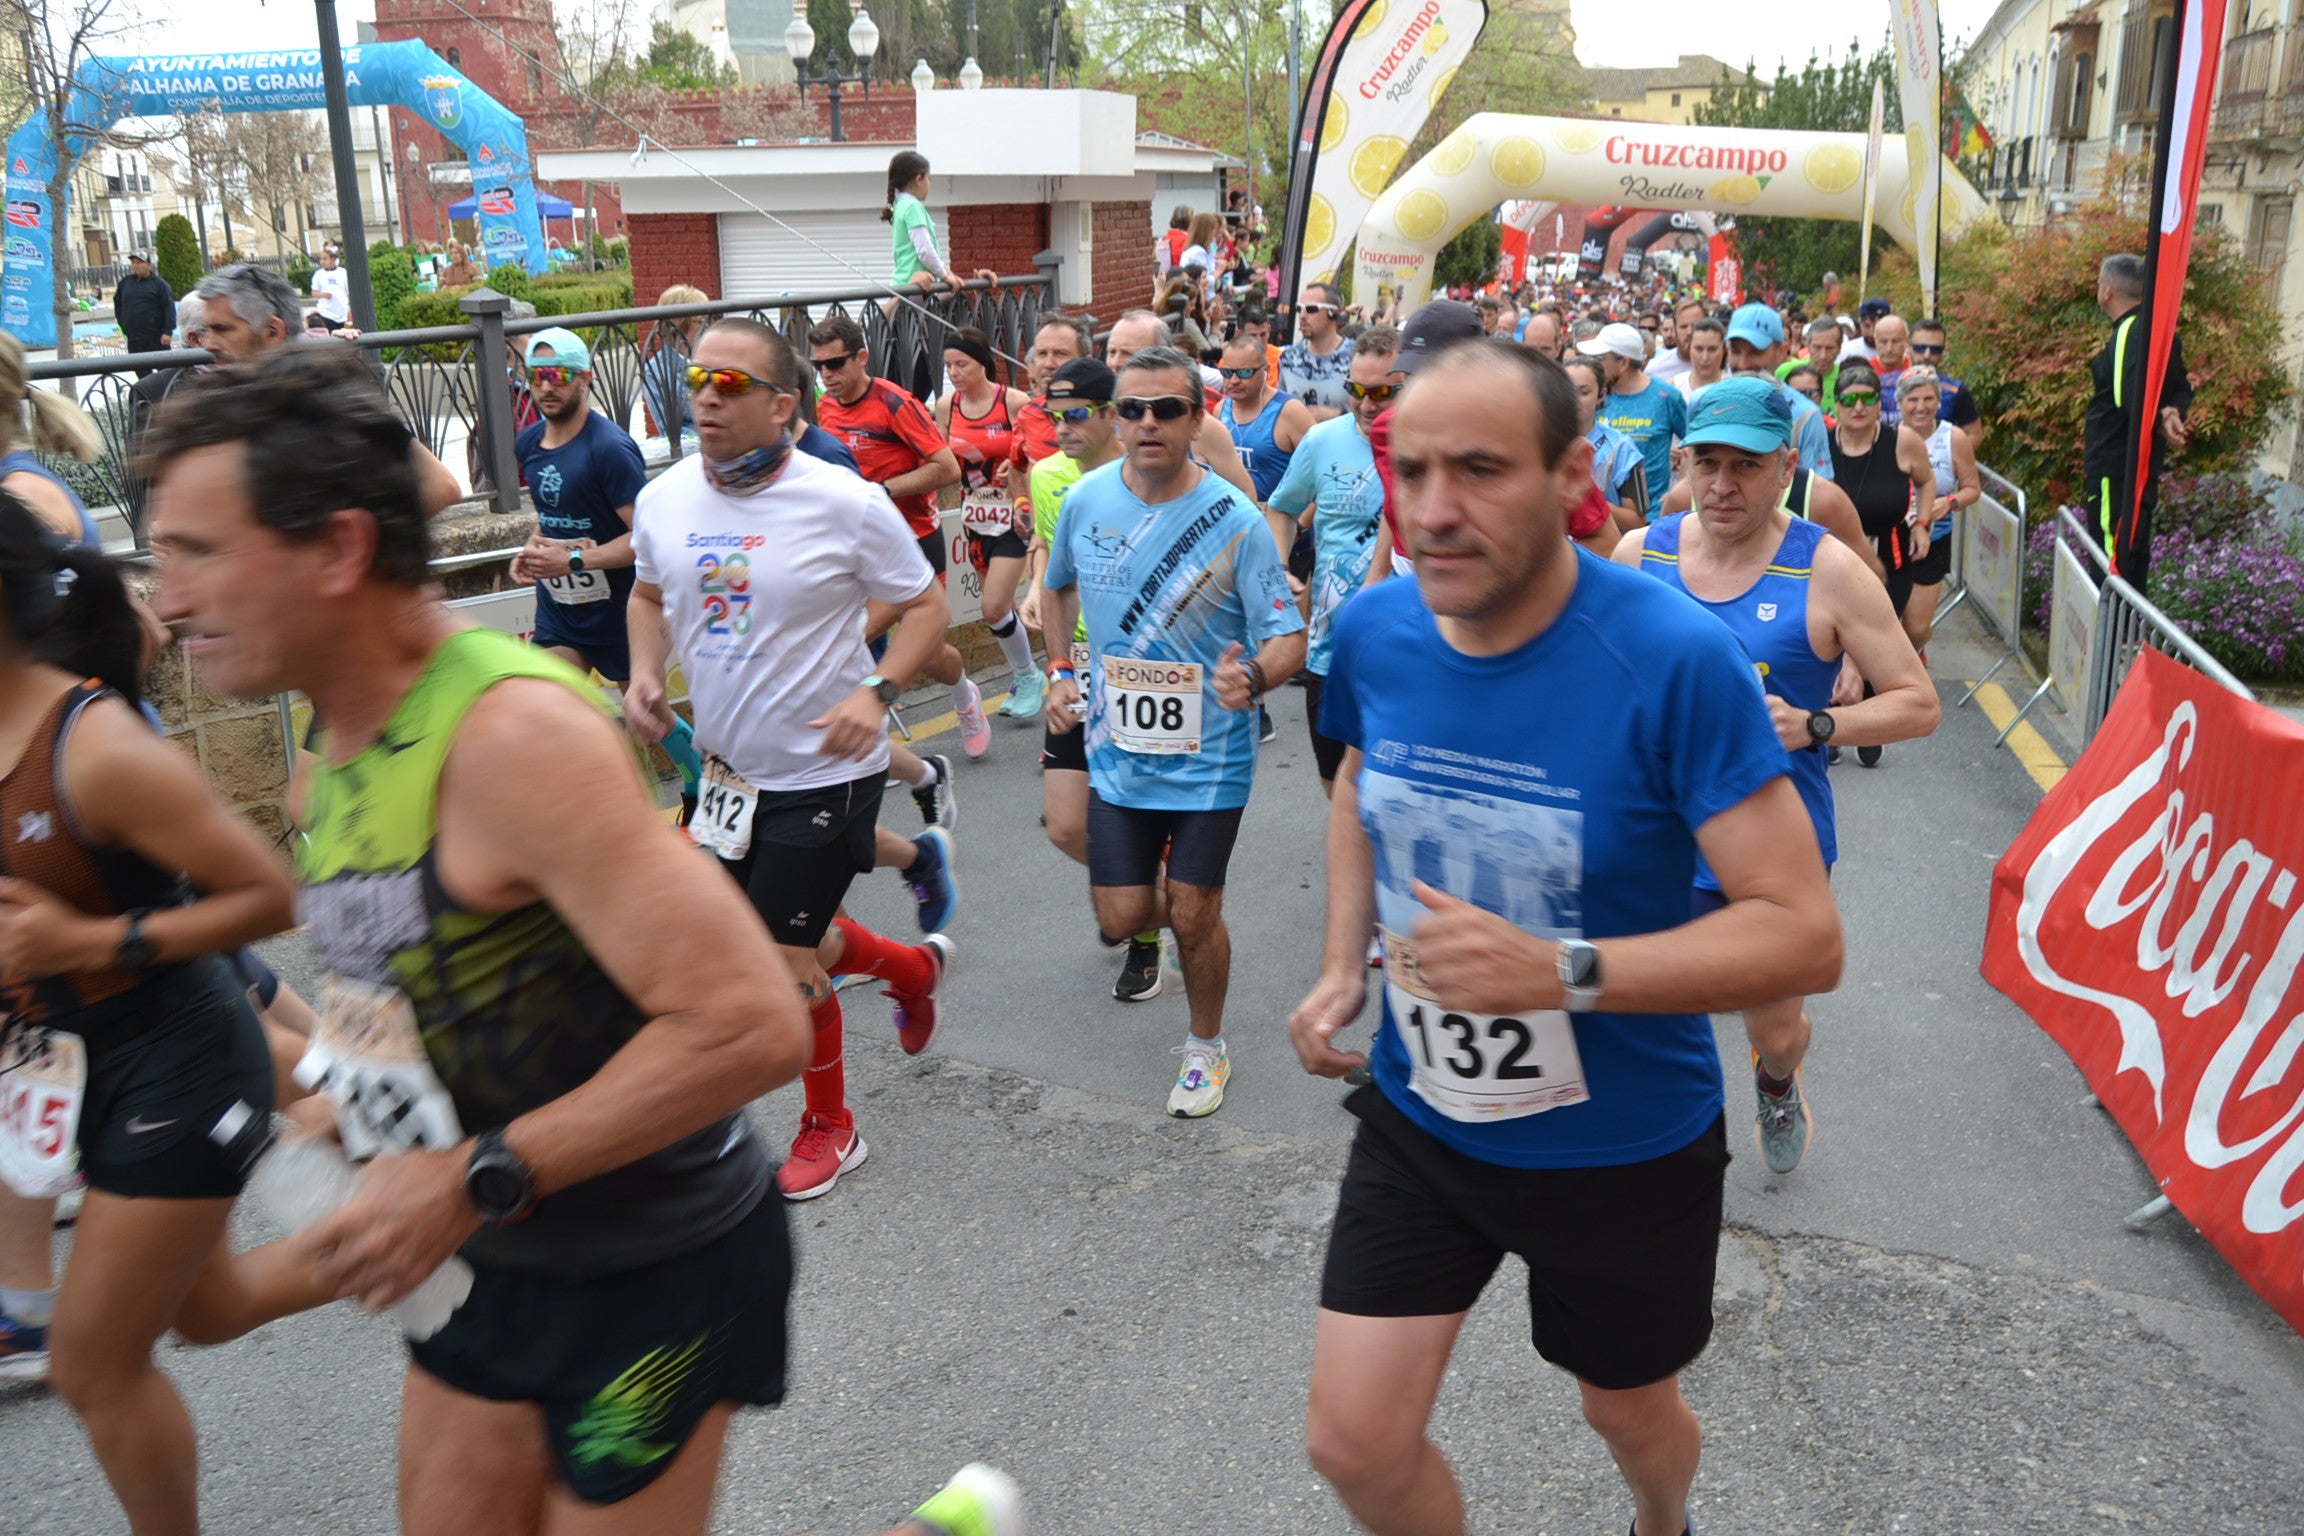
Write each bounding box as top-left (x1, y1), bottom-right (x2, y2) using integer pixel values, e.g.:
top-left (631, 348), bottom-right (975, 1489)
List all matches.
top-left (1805, 709), bottom-right (1836, 747)
top-left (114, 910), bottom-right (158, 971)
top-left (862, 673), bottom-right (902, 705)
top-left (464, 1129), bottom-right (538, 1225)
top-left (565, 546), bottom-right (586, 573)
top-left (1557, 939), bottom-right (1604, 1013)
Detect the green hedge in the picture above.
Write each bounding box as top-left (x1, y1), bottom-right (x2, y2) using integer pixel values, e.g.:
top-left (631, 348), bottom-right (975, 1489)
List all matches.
top-left (533, 278), bottom-right (633, 316)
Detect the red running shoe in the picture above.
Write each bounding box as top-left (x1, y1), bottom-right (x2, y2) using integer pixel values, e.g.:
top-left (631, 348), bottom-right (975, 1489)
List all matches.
top-left (889, 933), bottom-right (954, 1056)
top-left (776, 1111), bottom-right (868, 1201)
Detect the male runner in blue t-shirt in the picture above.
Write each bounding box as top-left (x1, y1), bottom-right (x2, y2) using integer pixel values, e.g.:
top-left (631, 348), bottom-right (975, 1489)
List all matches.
top-left (1614, 377), bottom-right (1939, 1175)
top-left (1288, 339), bottom-right (1842, 1536)
top-left (512, 328), bottom-right (649, 683)
top-left (1581, 320), bottom-right (1687, 502)
top-left (1043, 344), bottom-right (1306, 1119)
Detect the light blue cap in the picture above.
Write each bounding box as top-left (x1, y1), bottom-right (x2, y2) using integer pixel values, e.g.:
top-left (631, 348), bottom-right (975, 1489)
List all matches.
top-left (1724, 302), bottom-right (1785, 351)
top-left (1680, 375), bottom-right (1793, 454)
top-left (523, 326), bottom-right (591, 372)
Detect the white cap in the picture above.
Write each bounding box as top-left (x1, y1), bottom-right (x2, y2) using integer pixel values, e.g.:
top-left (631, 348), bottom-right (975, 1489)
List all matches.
top-left (1576, 321), bottom-right (1647, 363)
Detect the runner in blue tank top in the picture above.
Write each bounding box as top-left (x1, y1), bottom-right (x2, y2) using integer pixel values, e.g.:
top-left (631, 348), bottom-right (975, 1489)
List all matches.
top-left (1215, 332), bottom-right (1314, 542)
top-left (1614, 377), bottom-right (1940, 1176)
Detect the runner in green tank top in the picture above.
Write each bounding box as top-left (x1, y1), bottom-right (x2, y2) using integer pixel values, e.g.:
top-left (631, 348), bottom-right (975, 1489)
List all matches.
top-left (143, 345), bottom-right (1025, 1536)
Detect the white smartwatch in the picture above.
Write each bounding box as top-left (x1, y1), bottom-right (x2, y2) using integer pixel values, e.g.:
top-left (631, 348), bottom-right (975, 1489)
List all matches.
top-left (1557, 939), bottom-right (1604, 1013)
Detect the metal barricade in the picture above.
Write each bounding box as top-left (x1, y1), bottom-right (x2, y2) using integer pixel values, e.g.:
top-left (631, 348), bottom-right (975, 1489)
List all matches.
top-left (1995, 508), bottom-right (2106, 746)
top-left (1950, 464), bottom-right (2029, 716)
top-left (2083, 569), bottom-right (2255, 745)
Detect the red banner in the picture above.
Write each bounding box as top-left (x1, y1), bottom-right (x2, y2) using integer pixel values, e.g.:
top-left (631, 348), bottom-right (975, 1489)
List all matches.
top-left (1707, 230), bottom-right (1742, 307)
top-left (1983, 649), bottom-right (2304, 1333)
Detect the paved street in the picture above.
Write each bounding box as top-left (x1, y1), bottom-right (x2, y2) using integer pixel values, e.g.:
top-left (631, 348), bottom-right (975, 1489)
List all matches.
top-left (8, 606), bottom-right (2304, 1535)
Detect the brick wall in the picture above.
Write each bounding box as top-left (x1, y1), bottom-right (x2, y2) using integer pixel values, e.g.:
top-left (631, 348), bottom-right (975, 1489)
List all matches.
top-left (630, 212), bottom-right (723, 305)
top-left (1089, 200), bottom-right (1155, 322)
top-left (948, 203), bottom-right (1049, 283)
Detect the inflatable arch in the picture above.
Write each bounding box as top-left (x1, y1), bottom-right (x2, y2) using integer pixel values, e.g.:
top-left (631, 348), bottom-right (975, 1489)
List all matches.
top-left (4, 42), bottom-right (548, 348)
top-left (1352, 113), bottom-right (1987, 308)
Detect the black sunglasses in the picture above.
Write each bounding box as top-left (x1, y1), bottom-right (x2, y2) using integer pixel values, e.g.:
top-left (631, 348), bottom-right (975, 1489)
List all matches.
top-left (812, 351), bottom-right (860, 372)
top-left (1217, 365), bottom-right (1263, 381)
top-left (1115, 395), bottom-right (1196, 422)
top-left (1909, 342), bottom-right (1946, 356)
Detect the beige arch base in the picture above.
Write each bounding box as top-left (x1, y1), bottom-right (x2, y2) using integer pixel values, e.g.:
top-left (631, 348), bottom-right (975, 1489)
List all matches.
top-left (1352, 113), bottom-right (1987, 308)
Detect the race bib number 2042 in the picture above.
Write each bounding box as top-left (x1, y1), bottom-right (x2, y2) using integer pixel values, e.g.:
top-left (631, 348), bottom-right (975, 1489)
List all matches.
top-left (1382, 928), bottom-right (1589, 1123)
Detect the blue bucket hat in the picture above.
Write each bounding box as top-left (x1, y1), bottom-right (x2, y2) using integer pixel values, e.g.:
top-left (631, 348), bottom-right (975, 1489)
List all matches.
top-left (1680, 376), bottom-right (1793, 455)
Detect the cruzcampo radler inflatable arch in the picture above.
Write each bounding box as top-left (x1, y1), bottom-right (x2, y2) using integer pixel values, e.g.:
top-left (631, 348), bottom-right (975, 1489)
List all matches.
top-left (1353, 113), bottom-right (1988, 308)
top-left (3, 42), bottom-right (548, 349)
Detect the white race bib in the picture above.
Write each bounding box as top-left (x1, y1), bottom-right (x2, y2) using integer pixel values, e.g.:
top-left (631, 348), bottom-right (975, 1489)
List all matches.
top-left (961, 492), bottom-right (1014, 538)
top-left (1102, 656), bottom-right (1203, 755)
top-left (1381, 929), bottom-right (1589, 1123)
top-left (0, 1027), bottom-right (85, 1198)
top-left (295, 976), bottom-right (466, 1161)
top-left (689, 753), bottom-right (758, 861)
top-left (541, 566), bottom-right (611, 605)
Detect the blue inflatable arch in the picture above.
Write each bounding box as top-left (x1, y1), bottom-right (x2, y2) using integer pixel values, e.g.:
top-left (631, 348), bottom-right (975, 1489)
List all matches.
top-left (3, 41), bottom-right (547, 348)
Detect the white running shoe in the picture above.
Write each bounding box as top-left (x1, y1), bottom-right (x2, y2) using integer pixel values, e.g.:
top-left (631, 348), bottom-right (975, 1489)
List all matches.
top-left (1167, 1037), bottom-right (1230, 1118)
top-left (955, 676), bottom-right (992, 760)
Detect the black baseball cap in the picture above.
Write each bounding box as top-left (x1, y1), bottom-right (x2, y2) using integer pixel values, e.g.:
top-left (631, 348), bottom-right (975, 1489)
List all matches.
top-left (1393, 298), bottom-right (1484, 374)
top-left (1047, 357), bottom-right (1116, 403)
top-left (1859, 297), bottom-right (1892, 319)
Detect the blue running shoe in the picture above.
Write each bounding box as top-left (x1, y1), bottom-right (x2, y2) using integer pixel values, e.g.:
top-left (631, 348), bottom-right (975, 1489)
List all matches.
top-left (0, 1314), bottom-right (49, 1383)
top-left (906, 827), bottom-right (958, 933)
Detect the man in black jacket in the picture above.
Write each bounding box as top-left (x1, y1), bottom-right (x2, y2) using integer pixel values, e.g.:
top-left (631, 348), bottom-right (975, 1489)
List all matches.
top-left (2083, 252), bottom-right (2192, 591)
top-left (111, 251), bottom-right (176, 373)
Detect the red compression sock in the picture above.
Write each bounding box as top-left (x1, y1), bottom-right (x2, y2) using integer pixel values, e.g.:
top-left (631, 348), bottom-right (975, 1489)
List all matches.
top-left (831, 917), bottom-right (931, 994)
top-left (803, 992), bottom-right (847, 1119)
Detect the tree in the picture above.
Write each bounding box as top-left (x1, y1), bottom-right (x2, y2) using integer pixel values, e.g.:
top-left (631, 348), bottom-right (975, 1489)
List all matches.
top-left (553, 0), bottom-right (660, 250)
top-left (635, 19), bottom-right (735, 88)
top-left (368, 239), bottom-right (414, 331)
top-left (932, 0), bottom-right (1081, 83)
top-left (171, 102), bottom-right (242, 268)
top-left (1083, 0), bottom-right (1289, 186)
top-left (1432, 214), bottom-right (1500, 292)
top-left (153, 212), bottom-right (200, 297)
top-left (227, 111), bottom-right (332, 260)
top-left (9, 0), bottom-right (177, 357)
top-left (1694, 41), bottom-right (1900, 299)
top-left (1405, 6), bottom-right (1585, 162)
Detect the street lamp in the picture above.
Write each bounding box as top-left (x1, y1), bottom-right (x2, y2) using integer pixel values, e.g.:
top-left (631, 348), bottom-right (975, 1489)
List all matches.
top-left (958, 56), bottom-right (984, 90)
top-left (786, 5), bottom-right (883, 143)
top-left (912, 58), bottom-right (936, 92)
top-left (1997, 181), bottom-right (2022, 228)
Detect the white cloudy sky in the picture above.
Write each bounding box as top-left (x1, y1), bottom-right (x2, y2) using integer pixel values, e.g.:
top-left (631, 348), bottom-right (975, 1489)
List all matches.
top-left (139, 0), bottom-right (2016, 78)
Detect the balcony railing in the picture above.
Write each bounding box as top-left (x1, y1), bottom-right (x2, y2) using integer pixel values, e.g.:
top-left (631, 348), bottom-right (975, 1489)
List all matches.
top-left (25, 268), bottom-right (1058, 542)
top-left (2212, 27), bottom-right (2280, 139)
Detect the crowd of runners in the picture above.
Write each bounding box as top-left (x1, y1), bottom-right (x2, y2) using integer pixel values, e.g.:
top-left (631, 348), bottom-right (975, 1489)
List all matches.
top-left (0, 187), bottom-right (2009, 1534)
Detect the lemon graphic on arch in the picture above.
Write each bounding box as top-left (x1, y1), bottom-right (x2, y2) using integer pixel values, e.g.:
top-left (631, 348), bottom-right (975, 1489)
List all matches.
top-left (1491, 136), bottom-right (1546, 189)
top-left (1432, 126), bottom-right (1478, 177)
top-left (1900, 181), bottom-right (1919, 233)
top-left (1708, 173), bottom-right (1762, 206)
top-left (1352, 0), bottom-right (1388, 41)
top-left (1320, 95), bottom-right (1350, 155)
top-left (1351, 135), bottom-right (1411, 198)
top-left (1394, 188), bottom-right (1451, 243)
top-left (1304, 193), bottom-right (1338, 257)
top-left (1422, 21), bottom-right (1449, 54)
top-left (1427, 64), bottom-right (1459, 110)
top-left (1553, 121), bottom-right (1604, 155)
top-left (1803, 142), bottom-right (1863, 196)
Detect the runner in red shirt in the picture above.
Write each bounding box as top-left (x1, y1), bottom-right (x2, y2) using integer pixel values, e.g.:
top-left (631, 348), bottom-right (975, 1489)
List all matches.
top-left (807, 314), bottom-right (994, 759)
top-left (937, 326), bottom-right (1040, 720)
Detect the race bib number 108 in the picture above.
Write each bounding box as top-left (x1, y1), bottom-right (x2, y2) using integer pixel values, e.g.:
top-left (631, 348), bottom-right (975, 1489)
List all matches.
top-left (1381, 928), bottom-right (1589, 1123)
top-left (1102, 656), bottom-right (1203, 755)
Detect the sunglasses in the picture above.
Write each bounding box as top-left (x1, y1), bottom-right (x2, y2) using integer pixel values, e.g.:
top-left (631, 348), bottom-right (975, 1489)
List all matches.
top-left (528, 365), bottom-right (581, 387)
top-left (1298, 302), bottom-right (1337, 316)
top-left (811, 351), bottom-right (860, 372)
top-left (685, 364), bottom-right (780, 396)
top-left (1115, 395), bottom-right (1197, 422)
top-left (1050, 402), bottom-right (1109, 423)
top-left (1217, 365), bottom-right (1264, 381)
top-left (1909, 343), bottom-right (1946, 356)
top-left (1343, 381), bottom-right (1398, 403)
top-left (1837, 390), bottom-right (1879, 406)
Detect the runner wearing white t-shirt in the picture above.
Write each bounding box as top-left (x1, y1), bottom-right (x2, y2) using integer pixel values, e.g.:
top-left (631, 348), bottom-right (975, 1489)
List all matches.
top-left (625, 318), bottom-right (956, 1202)
top-left (310, 247), bottom-right (351, 328)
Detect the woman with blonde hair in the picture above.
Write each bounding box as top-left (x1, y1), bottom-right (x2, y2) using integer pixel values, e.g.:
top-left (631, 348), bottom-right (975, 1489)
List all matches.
top-left (0, 331), bottom-right (104, 545)
top-left (642, 282), bottom-right (713, 439)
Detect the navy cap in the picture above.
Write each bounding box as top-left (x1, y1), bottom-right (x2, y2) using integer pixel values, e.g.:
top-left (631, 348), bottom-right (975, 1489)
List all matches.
top-left (1394, 299), bottom-right (1484, 373)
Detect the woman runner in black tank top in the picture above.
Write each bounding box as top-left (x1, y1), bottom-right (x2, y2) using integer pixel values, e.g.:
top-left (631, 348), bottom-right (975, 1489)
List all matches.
top-left (1827, 360), bottom-right (1937, 616)
top-left (0, 490), bottom-right (294, 1530)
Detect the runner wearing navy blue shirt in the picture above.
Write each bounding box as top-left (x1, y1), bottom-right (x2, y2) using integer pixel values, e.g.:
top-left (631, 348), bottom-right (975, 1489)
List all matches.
top-left (1289, 340), bottom-right (1842, 1536)
top-left (512, 329), bottom-right (648, 684)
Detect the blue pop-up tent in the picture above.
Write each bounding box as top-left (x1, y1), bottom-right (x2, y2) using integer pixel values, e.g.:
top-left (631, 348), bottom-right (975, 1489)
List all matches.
top-left (450, 190), bottom-right (574, 219)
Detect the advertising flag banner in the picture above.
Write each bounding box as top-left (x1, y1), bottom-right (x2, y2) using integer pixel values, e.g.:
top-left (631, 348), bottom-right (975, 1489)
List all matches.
top-left (1888, 0), bottom-right (1943, 314)
top-left (1860, 76), bottom-right (1884, 300)
top-left (1983, 650), bottom-right (2304, 1336)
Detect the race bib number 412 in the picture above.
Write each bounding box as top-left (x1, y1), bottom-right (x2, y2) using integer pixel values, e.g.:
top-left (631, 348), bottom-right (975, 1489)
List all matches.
top-left (1382, 928), bottom-right (1589, 1123)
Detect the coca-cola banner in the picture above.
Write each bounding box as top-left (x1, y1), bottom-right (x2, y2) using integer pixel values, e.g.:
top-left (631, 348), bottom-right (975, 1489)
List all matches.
top-left (1983, 649), bottom-right (2304, 1333)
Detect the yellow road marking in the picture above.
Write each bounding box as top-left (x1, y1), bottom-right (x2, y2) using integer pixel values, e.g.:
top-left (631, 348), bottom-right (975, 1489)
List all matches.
top-left (1969, 681), bottom-right (2067, 794)
top-left (887, 691), bottom-right (1013, 746)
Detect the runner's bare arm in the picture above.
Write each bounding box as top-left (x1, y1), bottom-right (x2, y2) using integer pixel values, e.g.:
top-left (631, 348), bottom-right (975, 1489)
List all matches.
top-left (884, 446), bottom-right (961, 502)
top-left (620, 579), bottom-right (675, 742)
top-left (301, 680), bottom-right (809, 1309)
top-left (1277, 398), bottom-right (1317, 454)
top-left (413, 445), bottom-right (463, 517)
top-left (1289, 747), bottom-right (1375, 1078)
top-left (1607, 525), bottom-right (1651, 567)
top-left (1039, 581), bottom-right (1082, 729)
top-left (1193, 416), bottom-right (1258, 501)
top-left (1808, 538), bottom-right (1938, 750)
top-left (0, 693), bottom-right (297, 974)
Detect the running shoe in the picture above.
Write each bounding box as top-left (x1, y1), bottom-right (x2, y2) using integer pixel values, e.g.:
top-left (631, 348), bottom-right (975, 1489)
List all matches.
top-left (1755, 1068), bottom-right (1814, 1175)
top-left (907, 827), bottom-right (958, 933)
top-left (997, 667), bottom-right (1046, 720)
top-left (1167, 1037), bottom-right (1229, 1118)
top-left (1258, 705), bottom-right (1277, 745)
top-left (910, 753), bottom-right (958, 830)
top-left (890, 933), bottom-right (954, 1055)
top-left (0, 1314), bottom-right (49, 1383)
top-left (1113, 936), bottom-right (1162, 1002)
top-left (776, 1110), bottom-right (868, 1200)
top-left (1857, 744), bottom-right (1883, 767)
top-left (955, 676), bottom-right (992, 760)
top-left (908, 1462), bottom-right (1026, 1536)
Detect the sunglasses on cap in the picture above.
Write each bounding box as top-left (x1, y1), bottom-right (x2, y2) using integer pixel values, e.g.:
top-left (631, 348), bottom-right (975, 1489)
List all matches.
top-left (1114, 395), bottom-right (1196, 422)
top-left (1217, 365), bottom-right (1263, 381)
top-left (1049, 402), bottom-right (1110, 423)
top-left (527, 365), bottom-right (582, 387)
top-left (1343, 381), bottom-right (1398, 403)
top-left (685, 364), bottom-right (782, 396)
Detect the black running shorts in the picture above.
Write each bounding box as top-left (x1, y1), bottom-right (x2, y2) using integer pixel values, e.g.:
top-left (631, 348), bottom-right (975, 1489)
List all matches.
top-left (76, 956), bottom-right (276, 1200)
top-left (1085, 792), bottom-right (1245, 890)
top-left (408, 1192), bottom-right (791, 1505)
top-left (716, 770), bottom-right (884, 949)
top-left (1300, 672), bottom-right (1349, 784)
top-left (1040, 719), bottom-right (1087, 773)
top-left (1320, 1084), bottom-right (1728, 1391)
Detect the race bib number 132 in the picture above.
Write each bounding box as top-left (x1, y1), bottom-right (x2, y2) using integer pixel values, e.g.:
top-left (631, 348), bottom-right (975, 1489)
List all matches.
top-left (1382, 928), bottom-right (1589, 1123)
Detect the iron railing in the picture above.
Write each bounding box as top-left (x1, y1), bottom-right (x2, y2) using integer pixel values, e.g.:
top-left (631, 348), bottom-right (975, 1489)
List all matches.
top-left (2212, 28), bottom-right (2281, 140)
top-left (28, 259), bottom-right (1061, 539)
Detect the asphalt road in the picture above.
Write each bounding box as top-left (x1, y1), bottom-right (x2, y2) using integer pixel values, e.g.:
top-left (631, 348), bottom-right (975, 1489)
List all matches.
top-left (8, 604), bottom-right (2303, 1536)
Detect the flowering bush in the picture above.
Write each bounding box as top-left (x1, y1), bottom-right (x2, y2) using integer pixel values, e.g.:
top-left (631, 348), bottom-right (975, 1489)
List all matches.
top-left (2144, 528), bottom-right (2304, 681)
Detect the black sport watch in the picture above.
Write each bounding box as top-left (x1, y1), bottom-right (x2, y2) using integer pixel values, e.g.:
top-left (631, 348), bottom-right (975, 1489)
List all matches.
top-left (464, 1129), bottom-right (538, 1225)
top-left (565, 546), bottom-right (586, 573)
top-left (114, 910), bottom-right (159, 971)
top-left (1804, 709), bottom-right (1836, 748)
top-left (862, 673), bottom-right (902, 705)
